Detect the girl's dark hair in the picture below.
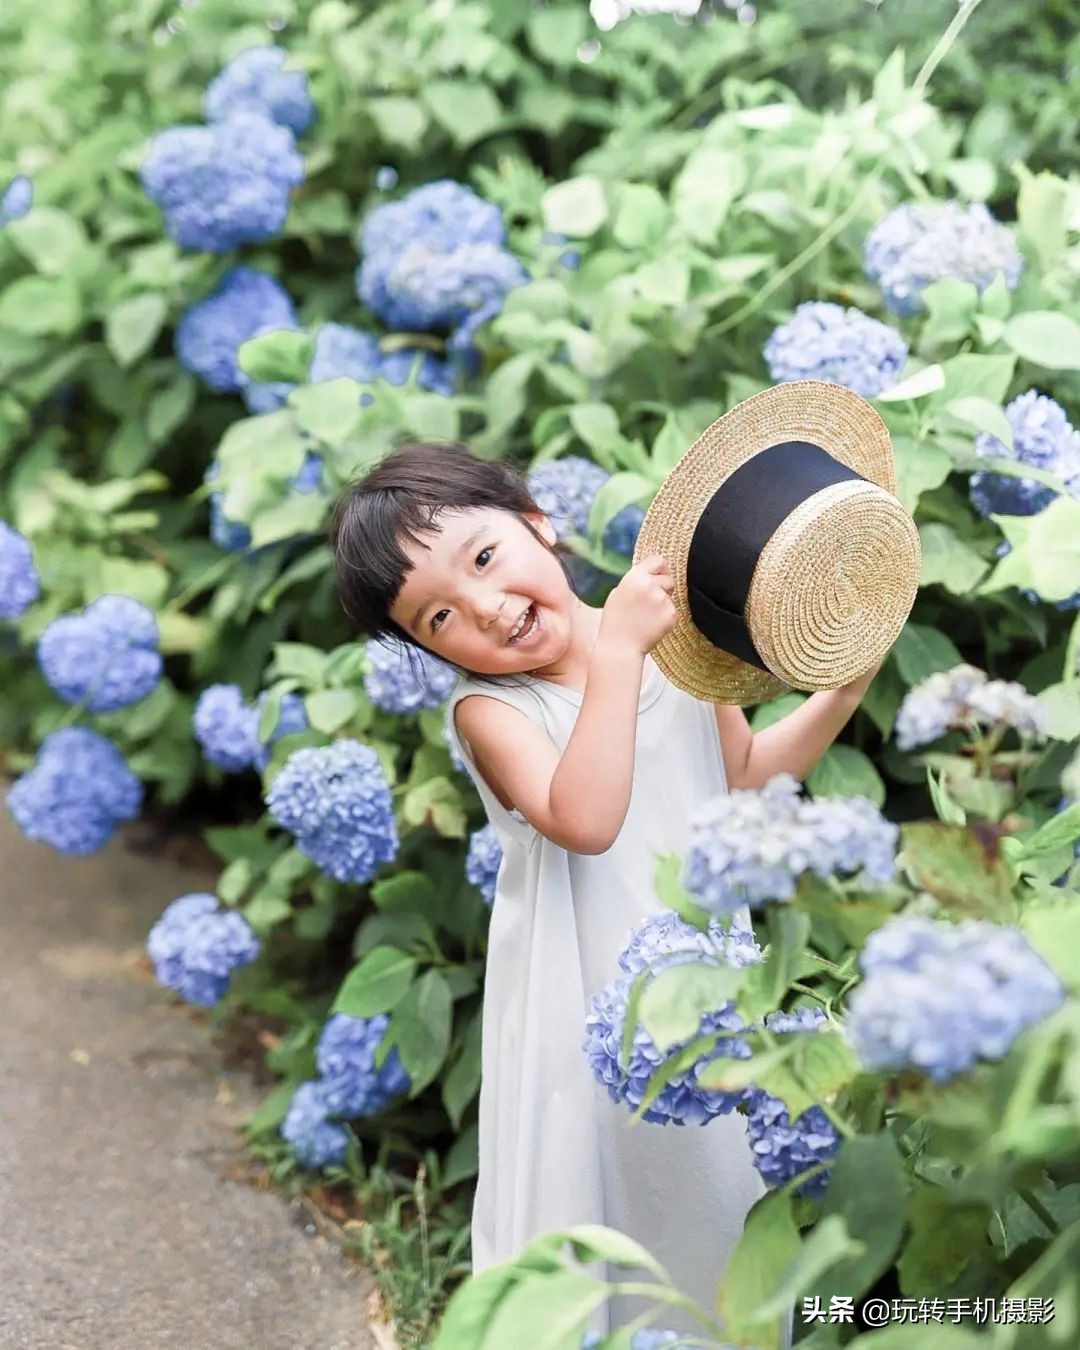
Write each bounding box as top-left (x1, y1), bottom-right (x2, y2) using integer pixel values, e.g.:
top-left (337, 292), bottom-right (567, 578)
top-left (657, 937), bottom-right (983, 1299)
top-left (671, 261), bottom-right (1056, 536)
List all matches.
top-left (328, 441), bottom-right (579, 688)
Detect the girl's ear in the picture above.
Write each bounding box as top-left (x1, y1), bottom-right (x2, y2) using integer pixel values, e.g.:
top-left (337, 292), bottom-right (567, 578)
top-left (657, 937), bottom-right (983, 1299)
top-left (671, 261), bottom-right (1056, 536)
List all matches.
top-left (522, 510), bottom-right (557, 547)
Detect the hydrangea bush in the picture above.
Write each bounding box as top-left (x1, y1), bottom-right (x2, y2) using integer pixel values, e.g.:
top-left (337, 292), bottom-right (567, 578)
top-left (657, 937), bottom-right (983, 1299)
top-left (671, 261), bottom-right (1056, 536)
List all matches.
top-left (3, 1), bottom-right (1080, 1343)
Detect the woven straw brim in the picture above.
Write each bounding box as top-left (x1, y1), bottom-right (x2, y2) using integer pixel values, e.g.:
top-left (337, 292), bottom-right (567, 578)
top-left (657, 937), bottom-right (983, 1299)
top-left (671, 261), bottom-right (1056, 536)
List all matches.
top-left (633, 381), bottom-right (916, 705)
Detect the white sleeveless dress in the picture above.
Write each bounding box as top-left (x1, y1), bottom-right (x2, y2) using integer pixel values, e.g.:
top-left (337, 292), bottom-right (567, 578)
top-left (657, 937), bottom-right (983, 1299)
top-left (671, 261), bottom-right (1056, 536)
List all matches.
top-left (444, 655), bottom-right (774, 1340)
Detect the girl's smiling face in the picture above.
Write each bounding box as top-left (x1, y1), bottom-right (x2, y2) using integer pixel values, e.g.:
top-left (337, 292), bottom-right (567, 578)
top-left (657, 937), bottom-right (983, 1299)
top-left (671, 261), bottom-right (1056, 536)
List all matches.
top-left (389, 506), bottom-right (577, 676)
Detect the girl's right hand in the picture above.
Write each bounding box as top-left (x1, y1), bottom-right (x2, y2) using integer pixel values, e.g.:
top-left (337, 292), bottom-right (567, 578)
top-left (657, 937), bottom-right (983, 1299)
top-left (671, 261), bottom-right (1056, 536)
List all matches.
top-left (599, 554), bottom-right (679, 655)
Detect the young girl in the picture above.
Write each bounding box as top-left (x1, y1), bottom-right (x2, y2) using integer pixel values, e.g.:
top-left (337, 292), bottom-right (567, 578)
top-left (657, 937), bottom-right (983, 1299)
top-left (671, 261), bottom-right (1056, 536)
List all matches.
top-left (329, 441), bottom-right (879, 1339)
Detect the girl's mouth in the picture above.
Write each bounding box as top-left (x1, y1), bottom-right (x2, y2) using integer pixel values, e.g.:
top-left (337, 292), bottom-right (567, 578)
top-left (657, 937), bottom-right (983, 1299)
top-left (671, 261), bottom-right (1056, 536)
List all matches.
top-left (507, 603), bottom-right (540, 646)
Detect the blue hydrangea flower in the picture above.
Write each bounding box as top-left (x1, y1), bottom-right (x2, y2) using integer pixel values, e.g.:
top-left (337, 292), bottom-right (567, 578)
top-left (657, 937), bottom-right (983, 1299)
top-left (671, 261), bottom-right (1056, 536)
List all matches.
top-left (617, 909), bottom-right (762, 980)
top-left (37, 594), bottom-right (162, 712)
top-left (281, 1081), bottom-right (350, 1168)
top-left (0, 520), bottom-right (40, 618)
top-left (992, 539), bottom-right (1080, 613)
top-left (864, 201), bottom-right (1024, 316)
top-left (466, 824), bottom-right (501, 907)
top-left (204, 46), bottom-right (315, 135)
top-left (177, 266), bottom-right (299, 394)
top-left (140, 110), bottom-right (304, 253)
top-left (845, 915), bottom-right (1065, 1082)
top-left (0, 175), bottom-right (33, 227)
top-left (147, 891), bottom-right (260, 1006)
top-left (764, 302), bottom-right (908, 398)
top-left (6, 727), bottom-right (143, 855)
top-left (681, 774), bottom-right (898, 917)
top-left (374, 165), bottom-right (398, 191)
top-left (585, 912), bottom-right (756, 1126)
top-left (193, 684), bottom-right (260, 771)
top-left (894, 663), bottom-right (1047, 751)
top-left (356, 180), bottom-right (525, 352)
top-left (204, 449), bottom-right (323, 553)
top-left (969, 390), bottom-right (1080, 519)
top-left (363, 635), bottom-right (457, 714)
top-left (743, 1090), bottom-right (840, 1200)
top-left (310, 322), bottom-right (455, 399)
top-left (764, 1005), bottom-right (828, 1035)
top-left (527, 456), bottom-right (647, 596)
top-left (265, 740), bottom-right (399, 884)
top-left (314, 1012), bottom-right (411, 1117)
top-left (252, 691), bottom-right (310, 772)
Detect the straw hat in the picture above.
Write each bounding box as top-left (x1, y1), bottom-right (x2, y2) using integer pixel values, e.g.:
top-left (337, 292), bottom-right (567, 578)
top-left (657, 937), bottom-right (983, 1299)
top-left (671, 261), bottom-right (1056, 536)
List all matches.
top-left (632, 380), bottom-right (921, 705)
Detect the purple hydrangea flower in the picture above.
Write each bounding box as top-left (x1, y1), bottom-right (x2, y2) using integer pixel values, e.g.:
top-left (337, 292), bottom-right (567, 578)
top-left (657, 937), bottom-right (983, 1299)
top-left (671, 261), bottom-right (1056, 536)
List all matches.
top-left (846, 915), bottom-right (1065, 1082)
top-left (894, 663), bottom-right (1047, 751)
top-left (969, 390), bottom-right (1080, 519)
top-left (140, 110), bottom-right (304, 253)
top-left (356, 180), bottom-right (526, 353)
top-left (0, 175), bottom-right (33, 227)
top-left (265, 740), bottom-right (399, 883)
top-left (582, 1333), bottom-right (681, 1350)
top-left (681, 774), bottom-right (898, 917)
top-left (527, 455), bottom-right (647, 596)
top-left (363, 635), bottom-right (457, 714)
top-left (314, 1012), bottom-right (411, 1117)
top-left (147, 891), bottom-right (260, 1006)
top-left (864, 201), bottom-right (1024, 316)
top-left (6, 727), bottom-right (142, 855)
top-left (764, 302), bottom-right (908, 398)
top-left (204, 46), bottom-right (315, 135)
top-left (37, 594), bottom-right (162, 712)
top-left (177, 266), bottom-right (299, 395)
top-left (0, 520), bottom-right (40, 618)
top-left (466, 823), bottom-right (502, 907)
top-left (281, 1081), bottom-right (350, 1168)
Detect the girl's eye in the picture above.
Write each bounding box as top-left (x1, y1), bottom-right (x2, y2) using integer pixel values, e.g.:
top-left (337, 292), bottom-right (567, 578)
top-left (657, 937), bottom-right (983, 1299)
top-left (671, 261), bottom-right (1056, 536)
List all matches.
top-left (429, 546), bottom-right (495, 632)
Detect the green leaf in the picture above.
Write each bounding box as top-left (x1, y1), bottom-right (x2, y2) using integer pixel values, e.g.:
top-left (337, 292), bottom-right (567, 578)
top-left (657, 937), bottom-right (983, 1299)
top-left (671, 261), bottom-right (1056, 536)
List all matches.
top-left (368, 97), bottom-right (428, 150)
top-left (586, 472), bottom-right (650, 542)
top-left (0, 276), bottom-right (80, 335)
top-left (147, 374), bottom-right (196, 444)
top-left (717, 1192), bottom-right (802, 1350)
top-left (933, 352), bottom-right (1016, 408)
top-left (899, 821), bottom-right (1017, 921)
top-left (812, 1135), bottom-right (907, 1304)
top-left (442, 1121), bottom-right (479, 1189)
top-left (1033, 682), bottom-right (1080, 743)
top-left (287, 378), bottom-right (362, 445)
top-left (304, 687), bottom-right (359, 734)
top-left (249, 491), bottom-right (327, 550)
top-left (422, 81), bottom-right (503, 148)
top-left (893, 622), bottom-right (964, 686)
top-left (806, 744), bottom-right (886, 808)
top-left (442, 1009), bottom-right (482, 1130)
top-left (525, 5), bottom-right (587, 63)
top-left (386, 968), bottom-right (454, 1094)
top-left (481, 1267), bottom-right (607, 1350)
top-left (743, 1215), bottom-right (865, 1323)
top-left (1017, 799), bottom-right (1080, 859)
top-left (569, 402), bottom-right (620, 452)
top-left (672, 147), bottom-right (746, 246)
top-left (6, 207), bottom-right (88, 275)
top-left (432, 1262), bottom-right (522, 1350)
top-left (918, 523), bottom-right (990, 595)
top-left (1016, 165), bottom-right (1070, 270)
top-left (271, 641), bottom-right (330, 684)
top-left (1020, 905), bottom-right (1080, 994)
top-left (1003, 312), bottom-right (1080, 371)
top-left (990, 497), bottom-right (1080, 603)
top-left (638, 961), bottom-right (746, 1051)
top-left (612, 183), bottom-right (668, 250)
top-left (945, 395), bottom-right (1013, 449)
top-left (105, 293), bottom-right (167, 368)
top-left (333, 946), bottom-right (418, 1018)
top-left (541, 177), bottom-right (608, 238)
top-left (238, 329), bottom-right (315, 383)
top-left (890, 435), bottom-right (952, 513)
top-left (875, 364), bottom-right (946, 403)
top-left (896, 1183), bottom-right (990, 1296)
top-left (371, 870), bottom-right (440, 920)
top-left (631, 257), bottom-right (689, 306)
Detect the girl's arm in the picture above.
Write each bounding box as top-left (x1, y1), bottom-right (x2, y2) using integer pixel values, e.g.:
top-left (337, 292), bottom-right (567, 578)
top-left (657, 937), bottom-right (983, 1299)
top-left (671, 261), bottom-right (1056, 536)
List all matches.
top-left (715, 661), bottom-right (882, 791)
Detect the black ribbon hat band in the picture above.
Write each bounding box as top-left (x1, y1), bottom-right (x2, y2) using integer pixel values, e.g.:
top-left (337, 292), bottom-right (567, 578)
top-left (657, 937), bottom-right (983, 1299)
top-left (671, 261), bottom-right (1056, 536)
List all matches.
top-left (686, 440), bottom-right (869, 673)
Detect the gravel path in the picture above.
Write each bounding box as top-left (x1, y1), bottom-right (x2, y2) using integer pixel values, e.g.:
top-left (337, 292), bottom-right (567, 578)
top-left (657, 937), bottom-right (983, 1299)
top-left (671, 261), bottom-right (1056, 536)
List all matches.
top-left (0, 791), bottom-right (390, 1349)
